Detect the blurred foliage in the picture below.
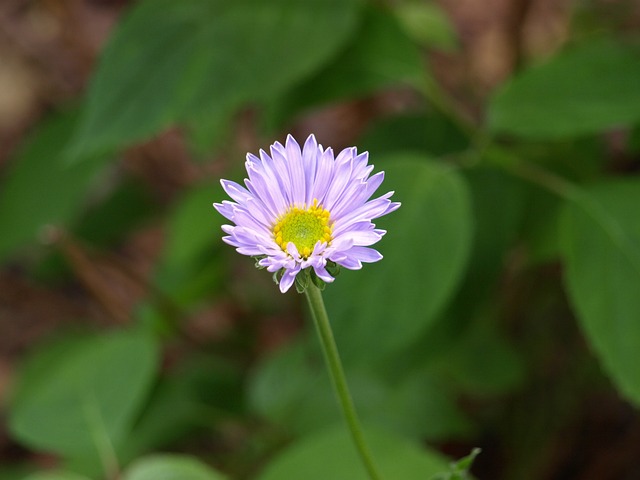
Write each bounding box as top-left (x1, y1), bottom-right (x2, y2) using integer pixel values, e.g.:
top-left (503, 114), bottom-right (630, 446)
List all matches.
top-left (1, 0), bottom-right (639, 479)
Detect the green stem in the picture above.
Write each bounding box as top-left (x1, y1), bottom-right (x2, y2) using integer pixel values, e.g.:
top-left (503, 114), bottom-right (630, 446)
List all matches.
top-left (304, 283), bottom-right (384, 480)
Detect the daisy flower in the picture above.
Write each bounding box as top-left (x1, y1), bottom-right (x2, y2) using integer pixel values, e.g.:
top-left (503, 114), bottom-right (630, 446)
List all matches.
top-left (213, 134), bottom-right (400, 293)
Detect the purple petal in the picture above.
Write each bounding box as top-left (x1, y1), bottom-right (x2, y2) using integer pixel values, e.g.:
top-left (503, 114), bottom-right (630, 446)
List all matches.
top-left (313, 264), bottom-right (335, 283)
top-left (285, 135), bottom-right (305, 203)
top-left (279, 266), bottom-right (300, 293)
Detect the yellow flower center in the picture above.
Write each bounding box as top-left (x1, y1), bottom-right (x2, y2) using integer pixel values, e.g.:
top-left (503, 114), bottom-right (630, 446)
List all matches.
top-left (273, 200), bottom-right (332, 258)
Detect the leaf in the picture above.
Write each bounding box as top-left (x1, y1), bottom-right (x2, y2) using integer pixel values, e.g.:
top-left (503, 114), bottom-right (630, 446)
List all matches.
top-left (561, 179), bottom-right (640, 405)
top-left (73, 178), bottom-right (155, 247)
top-left (394, 0), bottom-right (458, 51)
top-left (324, 155), bottom-right (472, 365)
top-left (437, 312), bottom-right (525, 396)
top-left (123, 455), bottom-right (227, 480)
top-left (9, 330), bottom-right (159, 458)
top-left (161, 183), bottom-right (224, 270)
top-left (24, 473), bottom-right (91, 480)
top-left (0, 108), bottom-right (110, 262)
top-left (258, 425), bottom-right (451, 480)
top-left (359, 112), bottom-right (470, 158)
top-left (154, 182), bottom-right (226, 305)
top-left (123, 356), bottom-right (243, 457)
top-left (70, 0), bottom-right (361, 157)
top-left (247, 340), bottom-right (339, 434)
top-left (430, 448), bottom-right (481, 480)
top-left (248, 339), bottom-right (471, 440)
top-left (266, 5), bottom-right (423, 127)
top-left (489, 39), bottom-right (640, 139)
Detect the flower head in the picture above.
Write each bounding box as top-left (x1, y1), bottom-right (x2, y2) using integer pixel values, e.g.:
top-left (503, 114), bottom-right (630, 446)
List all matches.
top-left (214, 134), bottom-right (400, 293)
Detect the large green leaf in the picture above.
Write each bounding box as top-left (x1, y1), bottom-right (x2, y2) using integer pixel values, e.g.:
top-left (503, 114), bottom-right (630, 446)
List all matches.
top-left (489, 39), bottom-right (640, 139)
top-left (248, 339), bottom-right (471, 439)
top-left (122, 356), bottom-right (243, 458)
top-left (0, 109), bottom-right (110, 262)
top-left (70, 0), bottom-right (361, 157)
top-left (123, 455), bottom-right (227, 480)
top-left (9, 330), bottom-right (159, 458)
top-left (258, 425), bottom-right (451, 480)
top-left (24, 473), bottom-right (91, 480)
top-left (561, 179), bottom-right (640, 405)
top-left (325, 155), bottom-right (472, 365)
top-left (267, 4), bottom-right (423, 127)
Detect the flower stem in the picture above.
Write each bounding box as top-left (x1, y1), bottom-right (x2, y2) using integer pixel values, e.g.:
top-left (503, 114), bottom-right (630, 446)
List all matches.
top-left (304, 283), bottom-right (384, 480)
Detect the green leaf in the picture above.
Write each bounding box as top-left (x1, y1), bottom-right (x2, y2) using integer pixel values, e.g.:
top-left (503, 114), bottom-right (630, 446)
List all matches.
top-left (154, 182), bottom-right (226, 305)
top-left (266, 5), bottom-right (423, 127)
top-left (24, 473), bottom-right (91, 480)
top-left (123, 455), bottom-right (227, 480)
top-left (489, 39), bottom-right (640, 138)
top-left (561, 179), bottom-right (640, 405)
top-left (359, 112), bottom-right (470, 158)
top-left (258, 425), bottom-right (451, 480)
top-left (0, 108), bottom-right (110, 262)
top-left (70, 0), bottom-right (361, 157)
top-left (123, 356), bottom-right (243, 457)
top-left (248, 340), bottom-right (471, 440)
top-left (247, 340), bottom-right (343, 434)
top-left (394, 0), bottom-right (458, 51)
top-left (161, 183), bottom-right (224, 270)
top-left (9, 329), bottom-right (159, 458)
top-left (73, 178), bottom-right (155, 247)
top-left (437, 312), bottom-right (525, 396)
top-left (430, 447), bottom-right (480, 480)
top-left (325, 155), bottom-right (472, 365)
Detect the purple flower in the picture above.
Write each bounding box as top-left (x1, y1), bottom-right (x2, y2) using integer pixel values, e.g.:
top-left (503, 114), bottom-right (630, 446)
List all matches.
top-left (214, 134), bottom-right (400, 293)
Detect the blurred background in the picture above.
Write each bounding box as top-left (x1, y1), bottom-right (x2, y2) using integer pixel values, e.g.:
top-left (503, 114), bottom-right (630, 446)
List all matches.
top-left (1, 0), bottom-right (640, 479)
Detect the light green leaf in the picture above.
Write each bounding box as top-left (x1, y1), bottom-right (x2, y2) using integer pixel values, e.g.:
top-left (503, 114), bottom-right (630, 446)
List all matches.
top-left (394, 0), bottom-right (458, 50)
top-left (9, 330), bottom-right (159, 458)
top-left (325, 155), bottom-right (472, 365)
top-left (123, 455), bottom-right (227, 480)
top-left (489, 39), bottom-right (640, 138)
top-left (258, 425), bottom-right (450, 480)
top-left (0, 109), bottom-right (110, 262)
top-left (70, 0), bottom-right (361, 157)
top-left (561, 179), bottom-right (640, 405)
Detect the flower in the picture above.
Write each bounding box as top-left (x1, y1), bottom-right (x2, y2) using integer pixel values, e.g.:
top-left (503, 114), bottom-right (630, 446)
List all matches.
top-left (213, 134), bottom-right (400, 293)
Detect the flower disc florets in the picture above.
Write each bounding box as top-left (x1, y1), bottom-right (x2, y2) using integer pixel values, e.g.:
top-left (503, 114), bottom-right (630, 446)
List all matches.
top-left (213, 134), bottom-right (400, 293)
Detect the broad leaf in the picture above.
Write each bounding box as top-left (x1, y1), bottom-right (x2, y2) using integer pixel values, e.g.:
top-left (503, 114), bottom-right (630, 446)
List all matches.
top-left (248, 340), bottom-right (471, 439)
top-left (489, 39), bottom-right (640, 138)
top-left (123, 455), bottom-right (227, 480)
top-left (325, 155), bottom-right (472, 365)
top-left (24, 472), bottom-right (90, 480)
top-left (0, 109), bottom-right (110, 262)
top-left (561, 179), bottom-right (640, 405)
top-left (267, 5), bottom-right (423, 127)
top-left (70, 0), bottom-right (361, 156)
top-left (24, 473), bottom-right (91, 480)
top-left (258, 425), bottom-right (451, 480)
top-left (9, 330), bottom-right (159, 458)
